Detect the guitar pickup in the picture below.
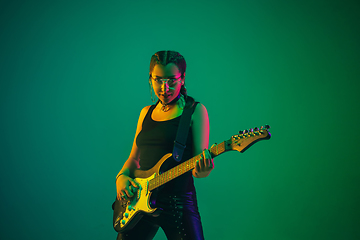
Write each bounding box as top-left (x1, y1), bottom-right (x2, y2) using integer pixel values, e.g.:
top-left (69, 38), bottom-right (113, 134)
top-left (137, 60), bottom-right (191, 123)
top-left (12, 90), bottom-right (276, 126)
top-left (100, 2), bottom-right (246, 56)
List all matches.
top-left (137, 186), bottom-right (141, 199)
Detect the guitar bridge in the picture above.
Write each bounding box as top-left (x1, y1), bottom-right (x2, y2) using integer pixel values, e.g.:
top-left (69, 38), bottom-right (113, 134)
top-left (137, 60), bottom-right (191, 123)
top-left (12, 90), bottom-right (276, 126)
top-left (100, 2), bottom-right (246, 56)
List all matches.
top-left (146, 180), bottom-right (149, 196)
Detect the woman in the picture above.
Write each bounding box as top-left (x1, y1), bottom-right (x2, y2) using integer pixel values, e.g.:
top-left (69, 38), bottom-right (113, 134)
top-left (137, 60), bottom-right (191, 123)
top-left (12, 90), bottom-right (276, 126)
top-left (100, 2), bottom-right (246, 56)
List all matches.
top-left (115, 50), bottom-right (214, 240)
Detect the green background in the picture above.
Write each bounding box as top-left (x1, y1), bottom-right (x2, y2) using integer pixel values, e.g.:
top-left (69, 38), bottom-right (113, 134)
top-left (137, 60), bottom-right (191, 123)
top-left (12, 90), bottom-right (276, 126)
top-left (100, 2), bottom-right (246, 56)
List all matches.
top-left (1, 0), bottom-right (359, 239)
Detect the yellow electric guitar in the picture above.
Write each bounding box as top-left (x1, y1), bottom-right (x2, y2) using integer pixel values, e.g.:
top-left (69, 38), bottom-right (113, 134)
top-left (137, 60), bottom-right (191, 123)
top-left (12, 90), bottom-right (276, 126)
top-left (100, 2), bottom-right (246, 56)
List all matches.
top-left (113, 125), bottom-right (271, 233)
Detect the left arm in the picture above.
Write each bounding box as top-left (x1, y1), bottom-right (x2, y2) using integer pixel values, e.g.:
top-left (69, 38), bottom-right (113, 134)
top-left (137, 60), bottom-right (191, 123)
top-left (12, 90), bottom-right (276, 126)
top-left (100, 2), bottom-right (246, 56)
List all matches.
top-left (191, 103), bottom-right (214, 178)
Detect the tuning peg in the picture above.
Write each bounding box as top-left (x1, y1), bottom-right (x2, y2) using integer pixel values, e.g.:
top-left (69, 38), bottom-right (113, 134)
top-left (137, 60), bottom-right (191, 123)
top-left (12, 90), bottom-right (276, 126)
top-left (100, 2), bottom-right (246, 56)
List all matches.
top-left (238, 130), bottom-right (243, 134)
top-left (249, 129), bottom-right (255, 136)
top-left (265, 125), bottom-right (270, 129)
top-left (254, 127), bottom-right (259, 131)
top-left (243, 129), bottom-right (249, 134)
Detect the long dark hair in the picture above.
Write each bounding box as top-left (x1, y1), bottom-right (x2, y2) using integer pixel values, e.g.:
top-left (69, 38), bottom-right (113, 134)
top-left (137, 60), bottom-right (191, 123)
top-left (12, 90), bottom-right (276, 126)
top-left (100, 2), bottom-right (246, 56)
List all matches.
top-left (149, 50), bottom-right (195, 109)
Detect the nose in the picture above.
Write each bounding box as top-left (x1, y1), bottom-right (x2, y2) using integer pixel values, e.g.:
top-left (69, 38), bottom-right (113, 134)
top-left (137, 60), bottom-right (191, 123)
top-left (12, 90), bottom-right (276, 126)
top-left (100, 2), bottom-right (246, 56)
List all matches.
top-left (161, 81), bottom-right (170, 93)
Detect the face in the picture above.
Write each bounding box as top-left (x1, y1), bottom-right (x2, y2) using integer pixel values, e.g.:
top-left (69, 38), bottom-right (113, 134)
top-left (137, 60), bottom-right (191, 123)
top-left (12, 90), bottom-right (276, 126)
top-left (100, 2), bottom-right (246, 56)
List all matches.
top-left (150, 63), bottom-right (184, 104)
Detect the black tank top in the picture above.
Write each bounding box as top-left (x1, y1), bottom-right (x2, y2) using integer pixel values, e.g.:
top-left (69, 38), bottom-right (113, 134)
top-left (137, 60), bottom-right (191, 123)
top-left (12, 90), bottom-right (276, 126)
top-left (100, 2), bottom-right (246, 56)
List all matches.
top-left (136, 104), bottom-right (195, 193)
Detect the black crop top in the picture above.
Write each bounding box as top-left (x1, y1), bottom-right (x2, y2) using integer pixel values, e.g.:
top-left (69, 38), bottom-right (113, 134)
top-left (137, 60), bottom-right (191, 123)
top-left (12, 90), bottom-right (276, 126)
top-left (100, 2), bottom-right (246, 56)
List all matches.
top-left (136, 104), bottom-right (196, 193)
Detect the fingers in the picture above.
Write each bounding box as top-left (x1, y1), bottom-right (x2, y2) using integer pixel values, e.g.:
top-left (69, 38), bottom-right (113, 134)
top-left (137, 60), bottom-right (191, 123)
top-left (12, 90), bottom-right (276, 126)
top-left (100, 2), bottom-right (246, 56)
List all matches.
top-left (117, 179), bottom-right (140, 201)
top-left (118, 190), bottom-right (127, 200)
top-left (203, 150), bottom-right (212, 166)
top-left (195, 153), bottom-right (206, 174)
top-left (204, 149), bottom-right (212, 161)
top-left (119, 188), bottom-right (132, 200)
top-left (209, 158), bottom-right (214, 169)
top-left (205, 149), bottom-right (214, 169)
top-left (123, 184), bottom-right (136, 198)
top-left (129, 179), bottom-right (140, 189)
top-left (199, 153), bottom-right (206, 169)
top-left (195, 159), bottom-right (200, 174)
top-left (121, 190), bottom-right (128, 200)
top-left (200, 150), bottom-right (214, 171)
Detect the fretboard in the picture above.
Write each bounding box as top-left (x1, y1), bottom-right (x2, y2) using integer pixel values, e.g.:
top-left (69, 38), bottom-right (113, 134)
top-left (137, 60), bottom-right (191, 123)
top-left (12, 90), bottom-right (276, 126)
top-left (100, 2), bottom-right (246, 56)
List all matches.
top-left (148, 141), bottom-right (228, 191)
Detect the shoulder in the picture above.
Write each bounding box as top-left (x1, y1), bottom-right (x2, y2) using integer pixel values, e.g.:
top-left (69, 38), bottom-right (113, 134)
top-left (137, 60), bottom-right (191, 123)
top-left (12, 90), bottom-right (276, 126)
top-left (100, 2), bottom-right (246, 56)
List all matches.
top-left (193, 103), bottom-right (208, 117)
top-left (191, 102), bottom-right (209, 124)
top-left (141, 105), bottom-right (152, 114)
top-left (139, 105), bottom-right (152, 119)
top-left (134, 105), bottom-right (152, 126)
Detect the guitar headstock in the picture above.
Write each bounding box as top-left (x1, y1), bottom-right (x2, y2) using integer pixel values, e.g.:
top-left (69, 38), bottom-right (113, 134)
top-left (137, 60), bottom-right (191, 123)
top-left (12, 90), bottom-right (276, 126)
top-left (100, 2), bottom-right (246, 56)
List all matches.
top-left (228, 125), bottom-right (271, 153)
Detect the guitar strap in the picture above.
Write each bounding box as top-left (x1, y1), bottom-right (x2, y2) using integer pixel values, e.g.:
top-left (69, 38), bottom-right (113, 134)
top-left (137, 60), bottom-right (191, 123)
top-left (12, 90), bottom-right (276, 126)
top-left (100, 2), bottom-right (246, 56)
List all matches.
top-left (172, 101), bottom-right (199, 162)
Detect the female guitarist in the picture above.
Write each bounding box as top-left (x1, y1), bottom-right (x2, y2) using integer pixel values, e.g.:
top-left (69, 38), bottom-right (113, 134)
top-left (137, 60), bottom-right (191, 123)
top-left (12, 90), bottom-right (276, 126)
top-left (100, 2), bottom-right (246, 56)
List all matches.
top-left (114, 50), bottom-right (214, 240)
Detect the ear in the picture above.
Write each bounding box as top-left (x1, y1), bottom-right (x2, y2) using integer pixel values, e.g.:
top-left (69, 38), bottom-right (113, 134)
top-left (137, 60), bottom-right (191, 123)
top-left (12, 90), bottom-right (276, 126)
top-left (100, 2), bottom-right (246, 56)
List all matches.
top-left (149, 78), bottom-right (153, 87)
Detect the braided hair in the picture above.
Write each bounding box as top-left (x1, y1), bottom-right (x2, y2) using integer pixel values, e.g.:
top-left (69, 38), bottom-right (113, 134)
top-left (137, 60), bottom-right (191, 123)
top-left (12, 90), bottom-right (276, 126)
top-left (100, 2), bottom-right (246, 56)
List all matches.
top-left (149, 50), bottom-right (195, 109)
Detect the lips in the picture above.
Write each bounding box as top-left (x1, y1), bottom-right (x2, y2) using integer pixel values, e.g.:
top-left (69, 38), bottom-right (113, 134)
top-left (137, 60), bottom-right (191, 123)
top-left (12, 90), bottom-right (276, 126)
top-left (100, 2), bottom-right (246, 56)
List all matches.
top-left (161, 94), bottom-right (172, 98)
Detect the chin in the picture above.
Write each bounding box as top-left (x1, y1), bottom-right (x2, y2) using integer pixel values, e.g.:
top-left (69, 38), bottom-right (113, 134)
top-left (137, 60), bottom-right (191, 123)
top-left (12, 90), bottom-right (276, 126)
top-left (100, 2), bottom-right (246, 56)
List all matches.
top-left (161, 98), bottom-right (171, 104)
top-left (159, 95), bottom-right (174, 104)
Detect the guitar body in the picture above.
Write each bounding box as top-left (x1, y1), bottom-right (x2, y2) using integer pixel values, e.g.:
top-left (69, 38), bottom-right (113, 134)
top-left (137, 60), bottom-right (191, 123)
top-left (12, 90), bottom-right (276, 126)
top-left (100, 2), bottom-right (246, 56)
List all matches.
top-left (113, 153), bottom-right (173, 233)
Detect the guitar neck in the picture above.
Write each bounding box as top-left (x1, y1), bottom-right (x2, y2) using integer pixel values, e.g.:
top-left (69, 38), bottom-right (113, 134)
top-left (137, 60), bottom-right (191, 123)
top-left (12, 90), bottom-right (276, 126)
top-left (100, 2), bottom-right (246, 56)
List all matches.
top-left (148, 140), bottom-right (230, 191)
top-left (148, 126), bottom-right (271, 191)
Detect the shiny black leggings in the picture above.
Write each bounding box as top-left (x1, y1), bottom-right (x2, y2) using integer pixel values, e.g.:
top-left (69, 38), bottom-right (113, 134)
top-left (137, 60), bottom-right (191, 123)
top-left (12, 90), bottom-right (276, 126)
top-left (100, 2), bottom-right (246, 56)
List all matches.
top-left (116, 191), bottom-right (205, 240)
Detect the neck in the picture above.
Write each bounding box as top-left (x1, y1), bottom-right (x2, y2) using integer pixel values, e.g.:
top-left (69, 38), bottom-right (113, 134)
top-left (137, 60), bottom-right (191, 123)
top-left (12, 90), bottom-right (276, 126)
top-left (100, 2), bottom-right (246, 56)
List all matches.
top-left (159, 93), bottom-right (182, 112)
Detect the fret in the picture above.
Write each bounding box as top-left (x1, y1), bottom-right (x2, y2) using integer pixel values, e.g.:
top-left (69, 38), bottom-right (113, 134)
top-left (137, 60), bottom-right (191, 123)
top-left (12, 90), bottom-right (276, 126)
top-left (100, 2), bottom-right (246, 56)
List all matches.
top-left (151, 146), bottom-right (220, 191)
top-left (149, 142), bottom-right (228, 191)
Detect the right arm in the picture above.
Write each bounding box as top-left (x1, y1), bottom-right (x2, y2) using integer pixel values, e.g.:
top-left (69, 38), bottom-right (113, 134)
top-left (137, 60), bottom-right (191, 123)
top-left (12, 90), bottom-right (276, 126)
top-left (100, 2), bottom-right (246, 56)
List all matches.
top-left (115, 105), bottom-right (151, 200)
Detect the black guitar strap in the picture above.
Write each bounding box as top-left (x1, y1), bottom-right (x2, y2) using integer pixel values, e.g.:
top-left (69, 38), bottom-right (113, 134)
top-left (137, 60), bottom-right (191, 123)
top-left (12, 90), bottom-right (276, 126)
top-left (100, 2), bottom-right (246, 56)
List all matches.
top-left (172, 101), bottom-right (199, 162)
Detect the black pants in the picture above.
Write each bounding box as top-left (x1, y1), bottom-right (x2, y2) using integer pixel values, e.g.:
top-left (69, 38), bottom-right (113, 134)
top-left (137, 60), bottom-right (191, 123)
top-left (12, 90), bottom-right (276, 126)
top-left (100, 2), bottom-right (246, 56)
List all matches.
top-left (116, 191), bottom-right (205, 240)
